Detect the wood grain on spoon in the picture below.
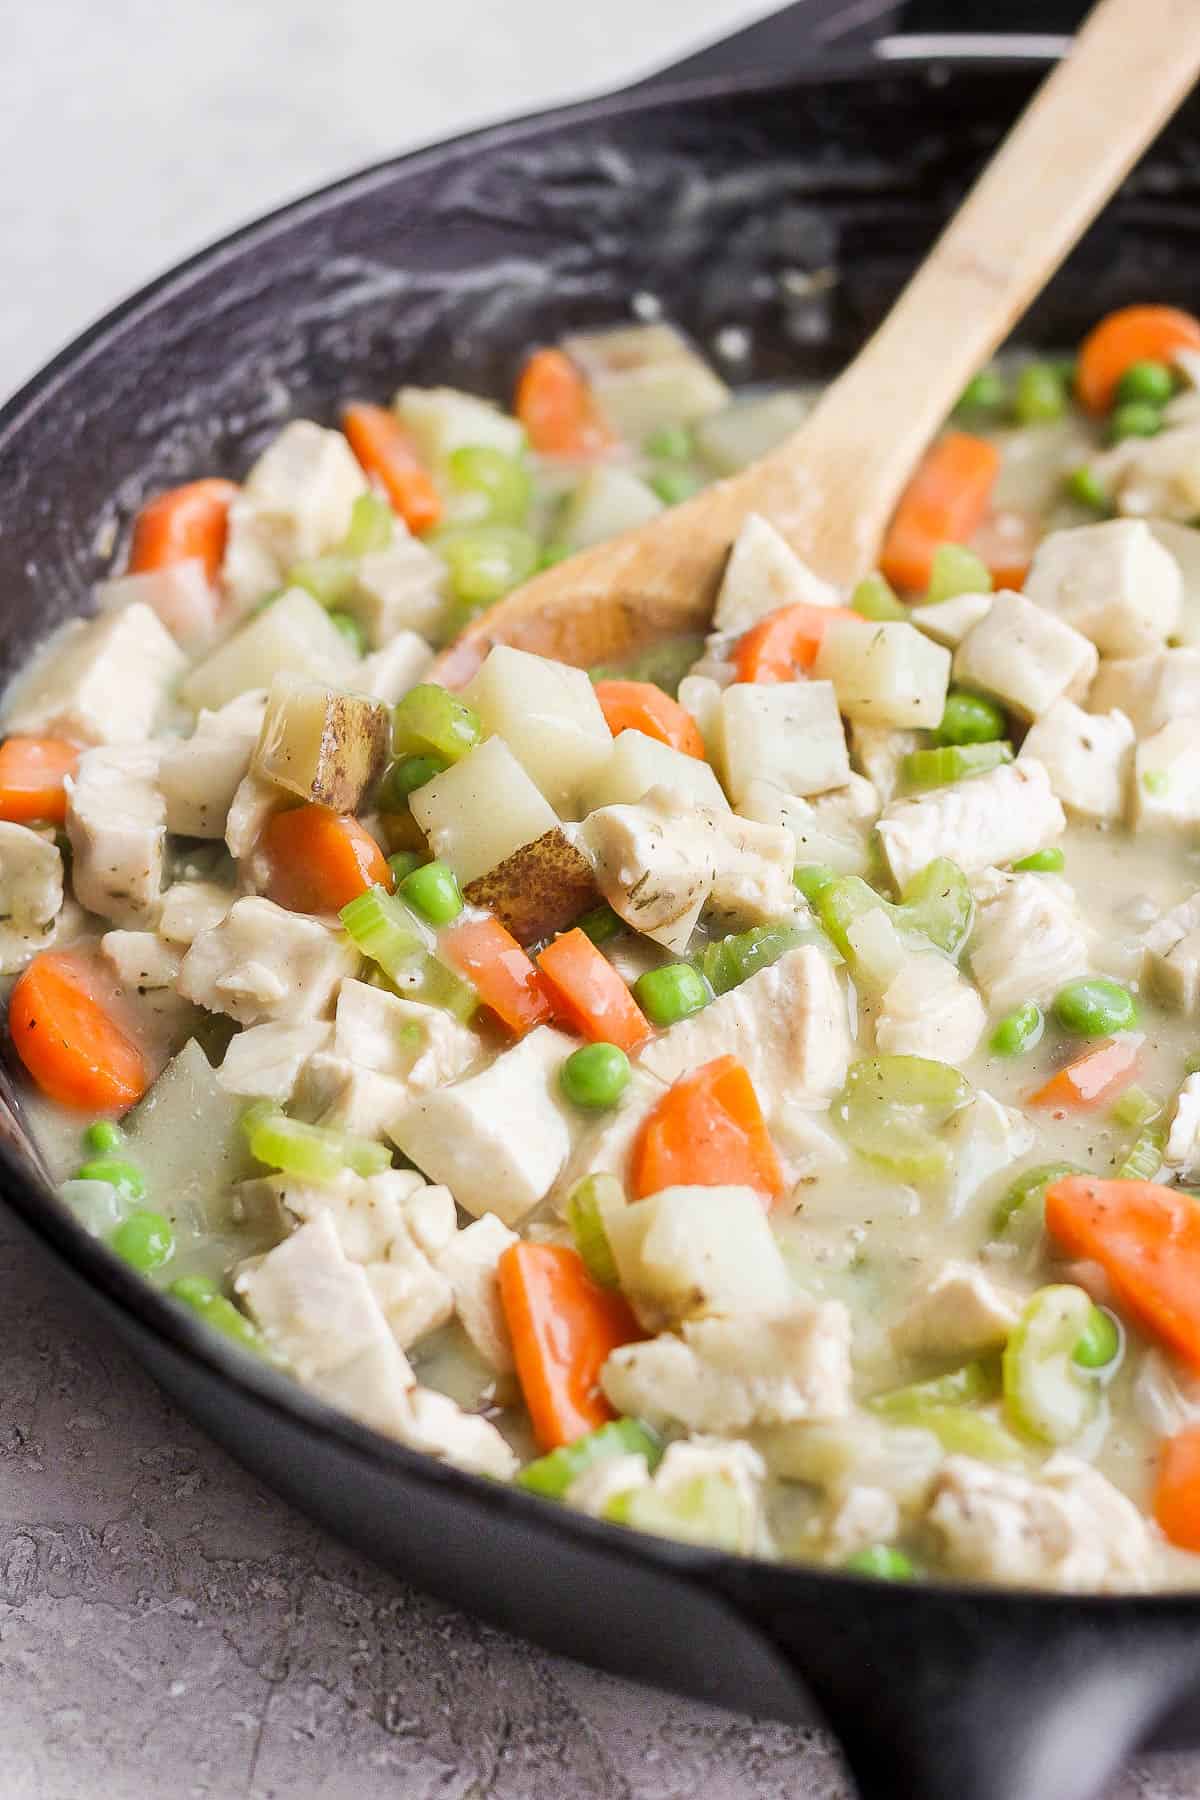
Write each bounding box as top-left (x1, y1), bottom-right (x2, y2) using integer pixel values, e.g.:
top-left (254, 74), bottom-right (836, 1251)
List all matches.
top-left (433, 0), bottom-right (1200, 687)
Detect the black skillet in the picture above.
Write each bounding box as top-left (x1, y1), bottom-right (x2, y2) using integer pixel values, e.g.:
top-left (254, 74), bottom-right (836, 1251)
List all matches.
top-left (3, 5), bottom-right (1200, 1796)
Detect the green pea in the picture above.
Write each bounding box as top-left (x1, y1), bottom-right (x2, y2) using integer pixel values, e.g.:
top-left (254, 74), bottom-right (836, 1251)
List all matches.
top-left (560, 1043), bottom-right (631, 1111)
top-left (377, 753), bottom-right (448, 810)
top-left (327, 610), bottom-right (367, 654)
top-left (851, 573), bottom-right (907, 621)
top-left (634, 962), bottom-right (711, 1026)
top-left (1143, 768), bottom-right (1169, 798)
top-left (399, 859), bottom-right (464, 926)
top-left (644, 424), bottom-right (693, 462)
top-left (925, 543), bottom-right (993, 604)
top-left (387, 850), bottom-right (425, 884)
top-left (794, 863), bottom-right (837, 903)
top-left (576, 904), bottom-right (623, 946)
top-left (110, 1210), bottom-right (174, 1272)
top-left (1065, 465), bottom-right (1110, 513)
top-left (392, 684), bottom-right (481, 764)
top-left (1013, 847), bottom-right (1065, 873)
top-left (990, 1001), bottom-right (1045, 1058)
top-left (954, 369), bottom-right (1008, 420)
top-left (1115, 359), bottom-right (1176, 407)
top-left (76, 1157), bottom-right (145, 1204)
top-left (649, 466), bottom-right (702, 507)
top-left (1109, 401), bottom-right (1163, 443)
top-left (1072, 1305), bottom-right (1122, 1370)
top-left (937, 688), bottom-right (1006, 747)
top-left (170, 1276), bottom-right (269, 1356)
top-left (1014, 361), bottom-right (1068, 425)
top-left (843, 1545), bottom-right (914, 1581)
top-left (84, 1120), bottom-right (124, 1155)
top-left (1052, 976), bottom-right (1138, 1037)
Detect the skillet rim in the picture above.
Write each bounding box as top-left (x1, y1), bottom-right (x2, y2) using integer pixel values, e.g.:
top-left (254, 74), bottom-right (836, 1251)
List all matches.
top-left (2, 43), bottom-right (1196, 1616)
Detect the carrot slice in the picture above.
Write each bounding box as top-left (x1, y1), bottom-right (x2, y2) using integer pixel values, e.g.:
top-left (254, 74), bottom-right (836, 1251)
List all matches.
top-left (442, 915), bottom-right (553, 1035)
top-left (1076, 304), bottom-right (1200, 414)
top-left (499, 1242), bottom-right (639, 1450)
top-left (592, 680), bottom-right (705, 757)
top-left (9, 952), bottom-right (148, 1114)
top-left (0, 737), bottom-right (79, 825)
top-left (733, 602), bottom-right (858, 684)
top-left (631, 1054), bottom-right (784, 1205)
top-left (1045, 1175), bottom-right (1200, 1374)
top-left (129, 478), bottom-right (238, 582)
top-left (1028, 1036), bottom-right (1141, 1113)
top-left (1155, 1425), bottom-right (1200, 1551)
top-left (514, 349), bottom-right (613, 458)
top-left (536, 928), bottom-right (653, 1054)
top-left (879, 433), bottom-right (1000, 595)
top-left (260, 806), bottom-right (392, 914)
top-left (342, 402), bottom-right (442, 534)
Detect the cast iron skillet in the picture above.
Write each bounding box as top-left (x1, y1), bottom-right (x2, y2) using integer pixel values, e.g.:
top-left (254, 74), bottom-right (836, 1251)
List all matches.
top-left (4, 8), bottom-right (1200, 1797)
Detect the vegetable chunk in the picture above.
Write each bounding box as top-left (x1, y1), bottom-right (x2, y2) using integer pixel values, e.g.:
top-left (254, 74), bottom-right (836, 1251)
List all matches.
top-left (252, 674), bottom-right (390, 812)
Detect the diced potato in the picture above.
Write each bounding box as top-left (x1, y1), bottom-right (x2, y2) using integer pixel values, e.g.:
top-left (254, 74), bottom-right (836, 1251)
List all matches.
top-left (952, 591), bottom-right (1097, 724)
top-left (561, 467), bottom-right (662, 551)
top-left (159, 690), bottom-right (266, 840)
top-left (907, 592), bottom-right (993, 649)
top-left (2, 605), bottom-right (186, 746)
top-left (409, 736), bottom-right (559, 885)
top-left (1023, 520), bottom-right (1182, 656)
top-left (694, 392), bottom-right (810, 474)
top-left (180, 589), bottom-right (357, 714)
top-left (562, 322), bottom-right (731, 440)
top-left (95, 560), bottom-right (219, 652)
top-left (347, 534), bottom-right (447, 647)
top-left (462, 827), bottom-right (599, 946)
top-left (462, 646), bottom-right (612, 814)
top-left (252, 673), bottom-right (390, 811)
top-left (1133, 722), bottom-right (1200, 832)
top-left (582, 728), bottom-right (728, 814)
top-left (394, 387), bottom-right (525, 464)
top-left (738, 779), bottom-right (872, 875)
top-left (123, 1038), bottom-right (256, 1235)
top-left (814, 619), bottom-right (951, 728)
top-left (676, 674), bottom-right (725, 767)
top-left (601, 1184), bottom-right (793, 1331)
top-left (721, 680), bottom-right (849, 802)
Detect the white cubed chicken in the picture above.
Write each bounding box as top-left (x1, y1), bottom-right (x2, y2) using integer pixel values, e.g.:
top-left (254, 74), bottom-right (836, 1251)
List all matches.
top-left (720, 680), bottom-right (850, 802)
top-left (848, 723), bottom-right (925, 807)
top-left (224, 771), bottom-right (289, 861)
top-left (621, 1438), bottom-right (771, 1556)
top-left (582, 727), bottom-right (729, 815)
top-left (877, 760), bottom-right (1065, 889)
top-left (563, 322), bottom-right (731, 442)
top-left (158, 689), bottom-right (267, 839)
top-left (1144, 894), bottom-right (1200, 1013)
top-left (969, 870), bottom-right (1090, 1013)
top-left (409, 737), bottom-right (559, 886)
top-left (331, 978), bottom-right (480, 1092)
top-left (873, 952), bottom-right (986, 1065)
top-left (552, 1068), bottom-right (668, 1204)
top-left (462, 647), bottom-right (613, 815)
top-left (712, 513), bottom-right (839, 635)
top-left (1088, 649), bottom-right (1200, 736)
top-left (392, 1026), bottom-right (578, 1225)
top-left (394, 386), bottom-right (525, 463)
top-left (291, 1053), bottom-right (410, 1141)
top-left (906, 591), bottom-right (993, 648)
top-left (953, 591), bottom-right (1098, 723)
top-left (813, 619), bottom-right (951, 729)
top-left (675, 673), bottom-right (725, 768)
top-left (826, 1486), bottom-right (902, 1559)
top-left (1018, 701), bottom-right (1134, 823)
top-left (943, 1089), bottom-right (1034, 1218)
top-left (891, 1260), bottom-right (1021, 1359)
top-left (99, 930), bottom-right (193, 1033)
top-left (738, 778), bottom-right (873, 876)
top-left (95, 559), bottom-right (218, 652)
top-left (1092, 421), bottom-right (1200, 522)
top-left (65, 743), bottom-right (165, 927)
top-left (398, 1386), bottom-right (518, 1481)
top-left (1023, 519), bottom-right (1182, 655)
top-left (179, 896), bottom-right (359, 1025)
top-left (157, 880), bottom-right (235, 946)
top-left (601, 1183), bottom-right (794, 1330)
top-left (353, 632), bottom-right (434, 705)
top-left (1133, 722), bottom-right (1200, 831)
top-left (927, 1454), bottom-right (1158, 1592)
top-left (0, 823), bottom-right (65, 973)
top-left (219, 420), bottom-right (367, 607)
top-left (181, 588), bottom-right (357, 715)
top-left (217, 1020), bottom-right (334, 1101)
top-left (1, 604), bottom-right (186, 746)
top-left (347, 530), bottom-right (447, 647)
top-left (601, 1302), bottom-right (853, 1434)
top-left (435, 1214), bottom-right (518, 1372)
top-left (1164, 1073), bottom-right (1200, 1180)
top-left (560, 467), bottom-right (662, 551)
top-left (762, 1413), bottom-right (943, 1519)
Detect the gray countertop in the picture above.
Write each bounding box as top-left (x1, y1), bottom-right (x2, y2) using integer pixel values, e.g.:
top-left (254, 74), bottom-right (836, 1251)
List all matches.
top-left (2, 5), bottom-right (1198, 1795)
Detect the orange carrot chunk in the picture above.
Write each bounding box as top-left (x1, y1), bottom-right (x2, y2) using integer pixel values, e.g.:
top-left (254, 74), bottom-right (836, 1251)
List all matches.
top-left (733, 602), bottom-right (858, 684)
top-left (260, 806), bottom-right (392, 915)
top-left (536, 928), bottom-right (653, 1054)
top-left (631, 1054), bottom-right (784, 1205)
top-left (1076, 304), bottom-right (1200, 414)
top-left (879, 432), bottom-right (1000, 594)
top-left (593, 680), bottom-right (705, 757)
top-left (9, 952), bottom-right (148, 1114)
top-left (1045, 1175), bottom-right (1200, 1374)
top-left (129, 478), bottom-right (238, 582)
top-left (1028, 1036), bottom-right (1141, 1112)
top-left (514, 349), bottom-right (613, 458)
top-left (0, 737), bottom-right (79, 825)
top-left (442, 915), bottom-right (554, 1035)
top-left (499, 1242), bottom-right (639, 1450)
top-left (1155, 1425), bottom-right (1200, 1551)
top-left (342, 402), bottom-right (442, 535)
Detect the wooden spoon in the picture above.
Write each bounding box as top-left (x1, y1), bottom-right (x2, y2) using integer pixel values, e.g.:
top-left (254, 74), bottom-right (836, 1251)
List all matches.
top-left (433, 0), bottom-right (1200, 687)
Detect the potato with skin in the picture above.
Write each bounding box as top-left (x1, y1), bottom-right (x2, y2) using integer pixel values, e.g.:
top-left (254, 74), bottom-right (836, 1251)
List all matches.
top-left (463, 827), bottom-right (599, 946)
top-left (252, 672), bottom-right (391, 812)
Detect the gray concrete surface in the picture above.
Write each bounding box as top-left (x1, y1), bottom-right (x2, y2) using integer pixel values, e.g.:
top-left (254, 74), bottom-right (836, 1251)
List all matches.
top-left (3, 4), bottom-right (1200, 1795)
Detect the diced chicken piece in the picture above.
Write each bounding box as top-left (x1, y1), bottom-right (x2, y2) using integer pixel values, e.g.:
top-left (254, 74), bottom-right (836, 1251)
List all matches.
top-left (224, 770), bottom-right (289, 861)
top-left (927, 1454), bottom-right (1158, 1592)
top-left (814, 619), bottom-right (951, 729)
top-left (410, 737), bottom-right (559, 887)
top-left (826, 1485), bottom-right (901, 1559)
top-left (292, 1052), bottom-right (410, 1141)
top-left (763, 1413), bottom-right (943, 1518)
top-left (639, 1438), bottom-right (772, 1556)
top-left (892, 1260), bottom-right (1021, 1359)
top-left (1023, 519), bottom-right (1182, 655)
top-left (906, 591), bottom-right (993, 648)
top-left (346, 530), bottom-right (447, 646)
top-left (1, 604), bottom-right (186, 746)
top-left (219, 420), bottom-right (367, 605)
top-left (158, 689), bottom-right (267, 839)
top-left (0, 823), bottom-right (65, 973)
top-left (1093, 421), bottom-right (1200, 523)
top-left (1018, 700), bottom-right (1134, 823)
top-left (566, 1453), bottom-right (652, 1518)
top-left (562, 322), bottom-right (731, 443)
top-left (675, 674), bottom-right (725, 768)
top-left (562, 467), bottom-right (662, 551)
top-left (65, 743), bottom-right (165, 927)
top-left (582, 728), bottom-right (729, 815)
top-left (602, 1183), bottom-right (794, 1331)
top-left (400, 1386), bottom-right (518, 1481)
top-left (1133, 722), bottom-right (1200, 832)
top-left (874, 953), bottom-right (986, 1065)
top-left (848, 723), bottom-right (925, 808)
top-left (552, 1067), bottom-right (667, 1204)
top-left (257, 1167), bottom-right (457, 1267)
top-left (877, 760), bottom-right (1065, 889)
top-left (364, 1248), bottom-right (455, 1351)
top-left (179, 896), bottom-right (359, 1025)
top-left (95, 559), bottom-right (219, 652)
top-left (158, 880), bottom-right (235, 947)
top-left (100, 930), bottom-right (194, 1033)
top-left (1090, 650), bottom-right (1200, 739)
top-left (712, 513), bottom-right (839, 635)
top-left (969, 870), bottom-right (1090, 1013)
top-left (738, 779), bottom-right (873, 877)
top-left (721, 680), bottom-right (850, 802)
top-left (1144, 893), bottom-right (1200, 1013)
top-left (583, 786), bottom-right (795, 954)
top-left (217, 1020), bottom-right (333, 1101)
top-left (395, 386), bottom-right (525, 462)
top-left (353, 631), bottom-right (434, 705)
top-left (435, 1214), bottom-right (518, 1372)
top-left (392, 1026), bottom-right (578, 1226)
top-left (953, 591), bottom-right (1098, 723)
top-left (944, 1090), bottom-right (1035, 1218)
top-left (601, 1302), bottom-right (852, 1433)
top-left (462, 647), bottom-right (613, 816)
top-left (768, 1109), bottom-right (850, 1185)
top-left (332, 978), bottom-right (480, 1092)
top-left (1164, 1074), bottom-right (1200, 1180)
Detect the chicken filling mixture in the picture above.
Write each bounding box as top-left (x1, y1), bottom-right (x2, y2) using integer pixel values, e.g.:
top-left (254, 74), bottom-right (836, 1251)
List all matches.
top-left (9, 307), bottom-right (1200, 1590)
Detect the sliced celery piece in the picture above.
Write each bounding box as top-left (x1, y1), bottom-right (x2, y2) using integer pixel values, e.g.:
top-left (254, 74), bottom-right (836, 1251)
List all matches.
top-left (794, 864), bottom-right (837, 903)
top-left (566, 1174), bottom-right (624, 1289)
top-left (870, 1359), bottom-right (1000, 1418)
top-left (517, 1417), bottom-right (660, 1500)
top-left (447, 446), bottom-right (533, 526)
top-left (905, 1406), bottom-right (1024, 1463)
top-left (694, 922), bottom-right (810, 997)
top-left (836, 1056), bottom-right (971, 1185)
top-left (1002, 1285), bottom-right (1101, 1446)
top-left (1110, 1085), bottom-right (1162, 1130)
top-left (815, 876), bottom-right (895, 961)
top-left (577, 903), bottom-right (623, 946)
top-left (903, 741), bottom-right (1013, 789)
top-left (392, 683), bottom-right (481, 764)
top-left (606, 1471), bottom-right (751, 1553)
top-left (900, 858), bottom-right (974, 957)
top-left (435, 524), bottom-right (538, 606)
top-left (1117, 1125), bottom-right (1165, 1182)
top-left (341, 885), bottom-right (426, 982)
top-left (994, 1161), bottom-right (1083, 1245)
top-left (242, 1102), bottom-right (392, 1184)
top-left (342, 491), bottom-right (395, 557)
top-left (288, 553), bottom-right (356, 608)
